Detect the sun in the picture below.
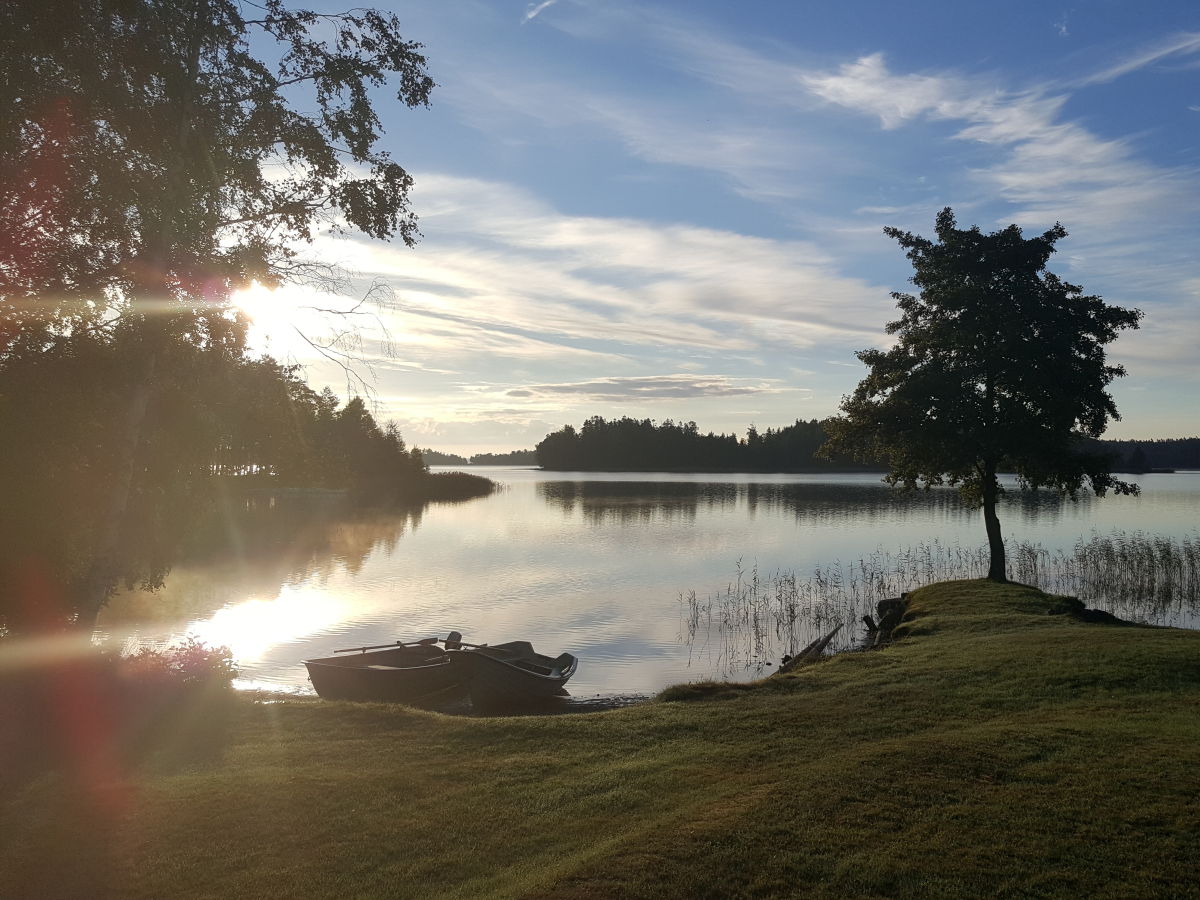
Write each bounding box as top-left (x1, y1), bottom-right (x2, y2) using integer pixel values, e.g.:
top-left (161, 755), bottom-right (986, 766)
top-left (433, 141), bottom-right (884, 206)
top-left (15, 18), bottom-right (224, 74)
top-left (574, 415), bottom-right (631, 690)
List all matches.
top-left (232, 280), bottom-right (284, 327)
top-left (231, 281), bottom-right (303, 355)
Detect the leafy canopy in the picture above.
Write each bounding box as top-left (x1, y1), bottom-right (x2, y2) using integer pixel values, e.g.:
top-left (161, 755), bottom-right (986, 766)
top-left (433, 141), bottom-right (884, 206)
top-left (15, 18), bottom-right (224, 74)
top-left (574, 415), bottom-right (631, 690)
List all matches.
top-left (0, 0), bottom-right (434, 352)
top-left (0, 0), bottom-right (434, 627)
top-left (824, 208), bottom-right (1142, 506)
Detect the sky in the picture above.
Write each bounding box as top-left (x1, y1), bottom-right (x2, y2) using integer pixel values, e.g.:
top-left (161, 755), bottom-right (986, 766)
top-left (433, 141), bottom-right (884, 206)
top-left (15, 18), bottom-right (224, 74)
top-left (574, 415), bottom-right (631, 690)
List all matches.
top-left (242, 0), bottom-right (1200, 455)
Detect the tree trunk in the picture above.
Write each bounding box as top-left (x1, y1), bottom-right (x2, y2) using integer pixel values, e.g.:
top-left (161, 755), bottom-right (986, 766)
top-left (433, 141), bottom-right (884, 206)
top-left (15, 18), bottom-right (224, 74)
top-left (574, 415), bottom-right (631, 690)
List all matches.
top-left (982, 464), bottom-right (1006, 582)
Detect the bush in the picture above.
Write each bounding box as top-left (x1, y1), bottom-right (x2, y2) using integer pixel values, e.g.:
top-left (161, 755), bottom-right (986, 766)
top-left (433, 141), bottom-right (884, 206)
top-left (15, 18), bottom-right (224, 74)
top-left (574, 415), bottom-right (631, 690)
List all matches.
top-left (119, 637), bottom-right (237, 707)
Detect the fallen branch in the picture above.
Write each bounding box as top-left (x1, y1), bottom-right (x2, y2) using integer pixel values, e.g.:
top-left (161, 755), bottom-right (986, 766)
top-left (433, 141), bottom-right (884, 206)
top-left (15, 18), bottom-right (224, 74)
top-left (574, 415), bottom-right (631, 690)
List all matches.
top-left (778, 623), bottom-right (844, 674)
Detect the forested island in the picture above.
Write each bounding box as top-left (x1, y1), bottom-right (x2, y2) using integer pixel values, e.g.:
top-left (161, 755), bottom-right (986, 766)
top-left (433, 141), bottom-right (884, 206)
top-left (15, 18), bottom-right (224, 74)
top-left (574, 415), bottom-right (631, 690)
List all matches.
top-left (1102, 437), bottom-right (1200, 472)
top-left (534, 416), bottom-right (871, 472)
top-left (534, 415), bottom-right (1198, 474)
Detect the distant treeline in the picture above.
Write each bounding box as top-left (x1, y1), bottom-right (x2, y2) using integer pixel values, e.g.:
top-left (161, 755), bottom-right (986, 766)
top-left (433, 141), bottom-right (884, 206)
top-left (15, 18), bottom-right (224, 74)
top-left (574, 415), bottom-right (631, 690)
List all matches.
top-left (535, 416), bottom-right (875, 472)
top-left (535, 416), bottom-right (1200, 474)
top-left (421, 448), bottom-right (538, 466)
top-left (1098, 438), bottom-right (1200, 472)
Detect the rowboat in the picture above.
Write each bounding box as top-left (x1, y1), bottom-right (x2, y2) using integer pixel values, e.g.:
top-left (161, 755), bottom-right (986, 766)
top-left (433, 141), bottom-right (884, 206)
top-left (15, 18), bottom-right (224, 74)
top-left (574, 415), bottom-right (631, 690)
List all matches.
top-left (448, 638), bottom-right (578, 709)
top-left (303, 638), bottom-right (459, 703)
top-left (304, 633), bottom-right (580, 709)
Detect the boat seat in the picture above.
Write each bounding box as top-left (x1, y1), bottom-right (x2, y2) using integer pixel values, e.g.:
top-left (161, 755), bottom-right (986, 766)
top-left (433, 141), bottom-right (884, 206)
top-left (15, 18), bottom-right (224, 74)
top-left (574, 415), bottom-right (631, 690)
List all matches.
top-left (511, 660), bottom-right (552, 676)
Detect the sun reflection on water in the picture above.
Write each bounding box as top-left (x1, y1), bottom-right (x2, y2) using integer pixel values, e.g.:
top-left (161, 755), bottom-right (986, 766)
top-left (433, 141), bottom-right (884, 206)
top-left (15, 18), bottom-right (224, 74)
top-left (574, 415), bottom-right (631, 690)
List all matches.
top-left (183, 585), bottom-right (348, 663)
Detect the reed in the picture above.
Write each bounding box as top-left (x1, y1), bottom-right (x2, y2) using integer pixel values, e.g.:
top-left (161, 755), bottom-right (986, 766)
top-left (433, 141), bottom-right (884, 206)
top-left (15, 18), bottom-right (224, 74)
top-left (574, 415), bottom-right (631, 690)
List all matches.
top-left (681, 530), bottom-right (1200, 678)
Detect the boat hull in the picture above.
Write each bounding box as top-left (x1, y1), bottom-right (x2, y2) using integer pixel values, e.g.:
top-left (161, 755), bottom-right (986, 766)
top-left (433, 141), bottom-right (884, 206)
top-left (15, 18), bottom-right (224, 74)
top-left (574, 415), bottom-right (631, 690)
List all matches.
top-left (304, 645), bottom-right (459, 703)
top-left (453, 641), bottom-right (578, 709)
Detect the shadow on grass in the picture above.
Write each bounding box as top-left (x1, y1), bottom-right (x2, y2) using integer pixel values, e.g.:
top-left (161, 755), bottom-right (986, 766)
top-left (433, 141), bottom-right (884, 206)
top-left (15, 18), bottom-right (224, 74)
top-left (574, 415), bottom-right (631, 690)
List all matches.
top-left (1, 655), bottom-right (238, 795)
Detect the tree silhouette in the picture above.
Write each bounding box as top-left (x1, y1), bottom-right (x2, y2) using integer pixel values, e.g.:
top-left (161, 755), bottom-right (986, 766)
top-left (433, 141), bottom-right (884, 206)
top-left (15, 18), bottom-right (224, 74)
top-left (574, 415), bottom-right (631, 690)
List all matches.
top-left (1, 0), bottom-right (432, 625)
top-left (823, 208), bottom-right (1141, 581)
top-left (535, 416), bottom-right (862, 472)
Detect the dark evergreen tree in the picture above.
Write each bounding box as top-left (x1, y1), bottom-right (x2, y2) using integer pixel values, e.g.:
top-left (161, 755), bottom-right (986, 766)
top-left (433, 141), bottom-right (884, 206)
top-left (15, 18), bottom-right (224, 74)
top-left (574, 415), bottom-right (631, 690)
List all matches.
top-left (822, 208), bottom-right (1141, 581)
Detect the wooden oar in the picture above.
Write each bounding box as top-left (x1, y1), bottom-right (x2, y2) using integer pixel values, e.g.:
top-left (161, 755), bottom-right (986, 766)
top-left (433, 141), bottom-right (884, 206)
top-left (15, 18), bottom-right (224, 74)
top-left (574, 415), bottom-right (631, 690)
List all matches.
top-left (334, 637), bottom-right (439, 654)
top-left (442, 630), bottom-right (491, 651)
top-left (443, 639), bottom-right (489, 649)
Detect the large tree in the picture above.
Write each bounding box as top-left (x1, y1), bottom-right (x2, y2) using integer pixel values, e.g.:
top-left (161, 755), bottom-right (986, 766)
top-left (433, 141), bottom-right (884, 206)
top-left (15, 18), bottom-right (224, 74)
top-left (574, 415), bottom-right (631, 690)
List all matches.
top-left (0, 0), bottom-right (433, 626)
top-left (823, 208), bottom-right (1142, 582)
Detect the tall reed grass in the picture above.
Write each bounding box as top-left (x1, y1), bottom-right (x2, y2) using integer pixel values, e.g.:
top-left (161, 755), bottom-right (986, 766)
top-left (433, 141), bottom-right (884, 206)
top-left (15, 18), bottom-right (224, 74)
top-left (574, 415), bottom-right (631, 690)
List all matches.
top-left (680, 530), bottom-right (1200, 679)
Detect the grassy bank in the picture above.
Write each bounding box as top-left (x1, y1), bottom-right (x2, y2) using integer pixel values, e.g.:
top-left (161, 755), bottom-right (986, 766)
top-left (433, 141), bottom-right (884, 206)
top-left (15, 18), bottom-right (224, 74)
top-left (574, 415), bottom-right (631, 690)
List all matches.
top-left (4, 580), bottom-right (1199, 898)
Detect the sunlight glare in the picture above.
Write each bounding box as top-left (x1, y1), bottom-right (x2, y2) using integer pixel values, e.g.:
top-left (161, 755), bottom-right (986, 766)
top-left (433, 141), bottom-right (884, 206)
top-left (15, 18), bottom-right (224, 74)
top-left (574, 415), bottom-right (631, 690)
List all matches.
top-left (185, 586), bottom-right (349, 663)
top-left (232, 281), bottom-right (288, 329)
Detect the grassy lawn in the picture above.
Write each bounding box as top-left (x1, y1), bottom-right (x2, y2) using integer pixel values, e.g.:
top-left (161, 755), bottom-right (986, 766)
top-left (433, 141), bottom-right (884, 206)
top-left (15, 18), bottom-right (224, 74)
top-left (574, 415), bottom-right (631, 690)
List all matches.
top-left (4, 580), bottom-right (1199, 898)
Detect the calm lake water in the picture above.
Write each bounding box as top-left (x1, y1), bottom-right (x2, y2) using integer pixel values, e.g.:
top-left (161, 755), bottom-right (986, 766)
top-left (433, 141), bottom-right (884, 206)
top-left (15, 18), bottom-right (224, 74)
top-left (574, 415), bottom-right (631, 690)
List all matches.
top-left (97, 468), bottom-right (1200, 699)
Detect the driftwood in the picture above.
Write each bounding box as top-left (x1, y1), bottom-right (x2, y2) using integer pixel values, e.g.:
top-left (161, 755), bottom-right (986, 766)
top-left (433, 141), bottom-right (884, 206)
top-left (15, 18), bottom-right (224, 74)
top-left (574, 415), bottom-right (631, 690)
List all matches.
top-left (870, 595), bottom-right (909, 648)
top-left (778, 623), bottom-right (843, 674)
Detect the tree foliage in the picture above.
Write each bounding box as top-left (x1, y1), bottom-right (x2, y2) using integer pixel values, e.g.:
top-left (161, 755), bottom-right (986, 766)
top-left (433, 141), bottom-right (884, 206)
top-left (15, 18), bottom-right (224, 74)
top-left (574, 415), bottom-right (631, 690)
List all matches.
top-left (0, 0), bottom-right (434, 626)
top-left (0, 327), bottom-right (428, 631)
top-left (1, 0), bottom-right (433, 339)
top-left (536, 416), bottom-right (866, 472)
top-left (823, 208), bottom-right (1142, 580)
top-left (468, 449), bottom-right (538, 466)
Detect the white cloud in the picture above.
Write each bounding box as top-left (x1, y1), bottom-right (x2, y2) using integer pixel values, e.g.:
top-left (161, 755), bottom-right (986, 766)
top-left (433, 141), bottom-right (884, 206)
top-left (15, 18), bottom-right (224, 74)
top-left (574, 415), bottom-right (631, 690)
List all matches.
top-left (506, 373), bottom-right (788, 402)
top-left (802, 53), bottom-right (976, 130)
top-left (319, 173), bottom-right (891, 359)
top-left (1071, 31), bottom-right (1200, 87)
top-left (285, 7), bottom-right (1200, 444)
top-left (797, 51), bottom-right (1198, 244)
top-left (522, 0), bottom-right (558, 25)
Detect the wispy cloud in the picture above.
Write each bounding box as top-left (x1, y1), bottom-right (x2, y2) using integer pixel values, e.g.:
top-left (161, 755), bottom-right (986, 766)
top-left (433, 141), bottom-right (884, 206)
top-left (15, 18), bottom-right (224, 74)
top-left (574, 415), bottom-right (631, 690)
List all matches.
top-left (321, 173), bottom-right (891, 357)
top-left (1072, 31), bottom-right (1200, 87)
top-left (506, 374), bottom-right (786, 402)
top-left (522, 0), bottom-right (558, 25)
top-left (285, 5), bottom-right (1200, 445)
top-left (798, 51), bottom-right (1198, 235)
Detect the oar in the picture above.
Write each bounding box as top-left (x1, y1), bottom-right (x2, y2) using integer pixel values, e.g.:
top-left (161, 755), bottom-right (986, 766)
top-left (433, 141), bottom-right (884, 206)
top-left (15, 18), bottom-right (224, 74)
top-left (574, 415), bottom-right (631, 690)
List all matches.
top-left (334, 637), bottom-right (439, 654)
top-left (442, 638), bottom-right (488, 649)
top-left (442, 630), bottom-right (482, 651)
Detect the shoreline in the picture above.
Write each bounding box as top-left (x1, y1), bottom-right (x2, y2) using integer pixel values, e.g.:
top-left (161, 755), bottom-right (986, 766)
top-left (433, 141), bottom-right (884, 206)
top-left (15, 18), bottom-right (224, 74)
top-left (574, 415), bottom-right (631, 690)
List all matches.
top-left (7, 579), bottom-right (1199, 897)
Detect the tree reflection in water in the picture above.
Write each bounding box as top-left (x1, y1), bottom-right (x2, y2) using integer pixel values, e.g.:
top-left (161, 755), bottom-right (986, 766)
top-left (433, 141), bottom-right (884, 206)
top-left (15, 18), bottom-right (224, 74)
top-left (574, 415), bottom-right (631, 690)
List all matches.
top-left (539, 480), bottom-right (1079, 527)
top-left (101, 492), bottom-right (427, 629)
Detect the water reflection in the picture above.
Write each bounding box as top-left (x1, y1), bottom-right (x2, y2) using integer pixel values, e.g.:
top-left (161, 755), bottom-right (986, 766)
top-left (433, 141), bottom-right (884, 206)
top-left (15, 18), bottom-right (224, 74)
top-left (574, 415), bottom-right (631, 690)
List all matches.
top-left (100, 494), bottom-right (427, 660)
top-left (96, 470), bottom-right (1200, 697)
top-left (538, 479), bottom-right (1078, 526)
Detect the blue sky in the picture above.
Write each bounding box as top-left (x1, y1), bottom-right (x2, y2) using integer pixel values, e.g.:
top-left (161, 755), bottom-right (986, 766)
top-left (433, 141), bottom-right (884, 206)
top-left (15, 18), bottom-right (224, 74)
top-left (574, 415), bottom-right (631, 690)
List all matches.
top-left (245, 1), bottom-right (1200, 454)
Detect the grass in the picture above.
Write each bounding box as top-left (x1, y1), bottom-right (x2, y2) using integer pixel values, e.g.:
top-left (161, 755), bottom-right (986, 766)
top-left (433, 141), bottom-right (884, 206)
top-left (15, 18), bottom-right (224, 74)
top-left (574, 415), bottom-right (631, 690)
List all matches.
top-left (4, 580), bottom-right (1200, 898)
top-left (682, 532), bottom-right (1200, 677)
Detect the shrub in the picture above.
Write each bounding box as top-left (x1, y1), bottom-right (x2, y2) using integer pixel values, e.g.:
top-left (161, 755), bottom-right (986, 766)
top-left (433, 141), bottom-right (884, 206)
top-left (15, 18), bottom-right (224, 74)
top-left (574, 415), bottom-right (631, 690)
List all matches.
top-left (120, 637), bottom-right (237, 696)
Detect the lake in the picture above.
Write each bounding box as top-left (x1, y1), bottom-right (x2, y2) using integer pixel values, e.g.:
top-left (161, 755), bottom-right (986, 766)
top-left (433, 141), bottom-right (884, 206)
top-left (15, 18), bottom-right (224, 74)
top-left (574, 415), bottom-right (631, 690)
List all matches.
top-left (96, 468), bottom-right (1200, 700)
